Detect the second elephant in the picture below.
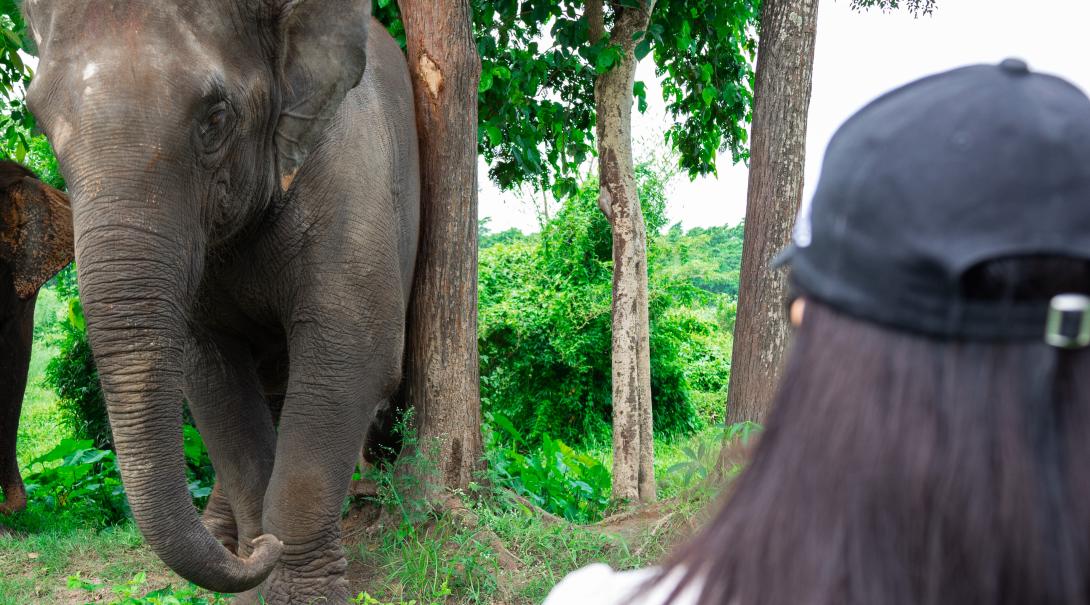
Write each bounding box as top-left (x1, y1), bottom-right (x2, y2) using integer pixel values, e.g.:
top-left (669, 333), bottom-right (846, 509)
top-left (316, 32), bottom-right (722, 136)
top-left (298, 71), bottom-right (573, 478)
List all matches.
top-left (0, 161), bottom-right (72, 516)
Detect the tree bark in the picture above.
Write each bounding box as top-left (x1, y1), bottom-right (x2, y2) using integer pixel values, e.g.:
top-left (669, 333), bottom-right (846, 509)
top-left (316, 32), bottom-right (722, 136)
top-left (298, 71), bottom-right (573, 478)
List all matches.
top-left (594, 1), bottom-right (657, 504)
top-left (398, 0), bottom-right (483, 491)
top-left (726, 0), bottom-right (819, 428)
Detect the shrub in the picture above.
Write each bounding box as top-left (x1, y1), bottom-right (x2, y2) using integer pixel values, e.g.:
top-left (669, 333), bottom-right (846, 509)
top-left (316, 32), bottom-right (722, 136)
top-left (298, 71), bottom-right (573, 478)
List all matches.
top-left (42, 266), bottom-right (112, 450)
top-left (21, 438), bottom-right (128, 525)
top-left (478, 164), bottom-right (731, 447)
top-left (17, 428), bottom-right (216, 527)
top-left (485, 414), bottom-right (612, 523)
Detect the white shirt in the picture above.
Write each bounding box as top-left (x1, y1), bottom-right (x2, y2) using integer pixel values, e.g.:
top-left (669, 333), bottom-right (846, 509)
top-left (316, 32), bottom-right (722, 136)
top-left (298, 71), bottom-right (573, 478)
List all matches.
top-left (542, 564), bottom-right (701, 605)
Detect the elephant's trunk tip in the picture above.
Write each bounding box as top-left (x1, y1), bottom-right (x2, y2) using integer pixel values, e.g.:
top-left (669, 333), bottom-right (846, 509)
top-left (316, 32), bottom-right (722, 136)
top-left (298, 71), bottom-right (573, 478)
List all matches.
top-left (224, 533), bottom-right (283, 593)
top-left (251, 533), bottom-right (284, 564)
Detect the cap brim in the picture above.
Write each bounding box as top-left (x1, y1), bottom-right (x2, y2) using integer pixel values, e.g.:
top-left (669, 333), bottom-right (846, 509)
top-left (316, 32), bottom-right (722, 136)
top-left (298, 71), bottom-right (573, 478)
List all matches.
top-left (771, 243), bottom-right (797, 269)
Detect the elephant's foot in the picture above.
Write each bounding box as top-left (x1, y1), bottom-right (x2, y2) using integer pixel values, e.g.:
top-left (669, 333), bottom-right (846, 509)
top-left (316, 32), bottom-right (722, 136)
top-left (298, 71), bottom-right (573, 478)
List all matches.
top-left (0, 481), bottom-right (26, 515)
top-left (240, 544), bottom-right (351, 605)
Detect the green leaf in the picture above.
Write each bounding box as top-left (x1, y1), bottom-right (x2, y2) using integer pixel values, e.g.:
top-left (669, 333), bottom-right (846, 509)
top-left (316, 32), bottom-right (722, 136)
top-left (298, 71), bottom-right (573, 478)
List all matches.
top-left (484, 124), bottom-right (502, 147)
top-left (479, 69), bottom-right (494, 93)
top-left (595, 49), bottom-right (616, 73)
top-left (701, 85), bottom-right (719, 106)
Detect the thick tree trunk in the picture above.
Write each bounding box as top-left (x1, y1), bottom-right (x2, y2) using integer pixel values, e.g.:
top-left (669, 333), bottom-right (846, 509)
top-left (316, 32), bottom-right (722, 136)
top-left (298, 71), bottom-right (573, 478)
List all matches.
top-left (594, 1), bottom-right (657, 504)
top-left (726, 0), bottom-right (819, 427)
top-left (398, 0), bottom-right (483, 491)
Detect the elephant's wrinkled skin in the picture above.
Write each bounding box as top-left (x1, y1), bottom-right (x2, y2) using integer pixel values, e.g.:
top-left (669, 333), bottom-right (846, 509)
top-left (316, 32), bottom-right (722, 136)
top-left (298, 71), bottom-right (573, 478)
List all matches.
top-left (24, 1), bottom-right (420, 601)
top-left (0, 162), bottom-right (73, 518)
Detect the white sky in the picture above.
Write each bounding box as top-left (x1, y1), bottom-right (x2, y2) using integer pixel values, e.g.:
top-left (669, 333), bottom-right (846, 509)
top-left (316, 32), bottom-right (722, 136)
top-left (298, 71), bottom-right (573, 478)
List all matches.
top-left (479, 0), bottom-right (1090, 233)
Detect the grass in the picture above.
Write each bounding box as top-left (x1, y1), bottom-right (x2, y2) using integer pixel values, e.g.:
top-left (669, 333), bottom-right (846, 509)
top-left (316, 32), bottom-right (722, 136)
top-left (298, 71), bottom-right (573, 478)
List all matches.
top-left (345, 423), bottom-right (729, 605)
top-left (0, 520), bottom-right (220, 604)
top-left (346, 487), bottom-right (709, 605)
top-left (17, 285), bottom-right (65, 467)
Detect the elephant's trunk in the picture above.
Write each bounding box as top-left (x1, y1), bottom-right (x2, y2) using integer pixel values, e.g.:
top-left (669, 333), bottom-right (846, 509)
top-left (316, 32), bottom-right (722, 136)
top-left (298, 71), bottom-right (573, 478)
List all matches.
top-left (73, 190), bottom-right (281, 593)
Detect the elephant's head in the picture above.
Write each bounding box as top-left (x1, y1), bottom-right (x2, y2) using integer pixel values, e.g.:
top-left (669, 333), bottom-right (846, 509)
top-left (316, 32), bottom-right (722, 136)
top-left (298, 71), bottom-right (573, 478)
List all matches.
top-left (23, 0), bottom-right (373, 592)
top-left (0, 161), bottom-right (72, 299)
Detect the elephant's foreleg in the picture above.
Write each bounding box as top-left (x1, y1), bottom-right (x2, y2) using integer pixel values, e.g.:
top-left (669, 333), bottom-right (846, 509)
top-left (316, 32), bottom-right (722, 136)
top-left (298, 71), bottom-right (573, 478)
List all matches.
top-left (183, 336), bottom-right (277, 556)
top-left (0, 294), bottom-right (36, 516)
top-left (249, 325), bottom-right (402, 605)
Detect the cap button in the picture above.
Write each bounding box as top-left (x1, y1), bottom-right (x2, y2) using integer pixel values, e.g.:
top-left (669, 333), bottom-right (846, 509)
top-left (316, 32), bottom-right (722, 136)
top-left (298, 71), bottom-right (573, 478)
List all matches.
top-left (999, 58), bottom-right (1030, 76)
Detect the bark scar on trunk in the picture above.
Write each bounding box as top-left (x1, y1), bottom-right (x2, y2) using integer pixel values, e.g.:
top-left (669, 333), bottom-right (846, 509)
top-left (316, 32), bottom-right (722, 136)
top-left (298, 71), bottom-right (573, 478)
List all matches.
top-left (418, 53), bottom-right (443, 100)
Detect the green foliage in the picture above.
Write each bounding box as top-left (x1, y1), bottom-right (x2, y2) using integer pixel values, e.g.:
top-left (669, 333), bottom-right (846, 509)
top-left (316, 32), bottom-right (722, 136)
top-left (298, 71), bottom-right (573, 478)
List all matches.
top-left (648, 0), bottom-right (761, 177)
top-left (22, 133), bottom-right (64, 188)
top-left (0, 0), bottom-right (36, 163)
top-left (182, 425), bottom-right (215, 508)
top-left (67, 572), bottom-right (231, 605)
top-left (476, 0), bottom-right (759, 194)
top-left (352, 593), bottom-right (450, 605)
top-left (660, 222), bottom-right (745, 297)
top-left (478, 219), bottom-right (529, 250)
top-left (850, 0), bottom-right (938, 14)
top-left (11, 427), bottom-right (215, 529)
top-left (359, 408), bottom-right (434, 525)
top-left (20, 438), bottom-right (129, 525)
top-left (478, 165), bottom-right (733, 446)
top-left (42, 266), bottom-right (112, 450)
top-left (666, 421), bottom-right (760, 487)
top-left (358, 411), bottom-right (500, 604)
top-left (486, 414), bottom-right (612, 523)
top-left (373, 1), bottom-right (759, 197)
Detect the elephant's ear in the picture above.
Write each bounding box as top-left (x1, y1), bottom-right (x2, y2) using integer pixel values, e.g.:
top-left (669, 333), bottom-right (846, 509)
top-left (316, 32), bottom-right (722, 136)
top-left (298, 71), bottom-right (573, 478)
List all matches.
top-left (274, 0), bottom-right (371, 192)
top-left (0, 162), bottom-right (73, 299)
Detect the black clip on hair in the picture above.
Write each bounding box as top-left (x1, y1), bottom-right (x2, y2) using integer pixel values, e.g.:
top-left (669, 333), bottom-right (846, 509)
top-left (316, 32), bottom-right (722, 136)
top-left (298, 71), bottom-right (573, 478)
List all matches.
top-left (1045, 294), bottom-right (1090, 349)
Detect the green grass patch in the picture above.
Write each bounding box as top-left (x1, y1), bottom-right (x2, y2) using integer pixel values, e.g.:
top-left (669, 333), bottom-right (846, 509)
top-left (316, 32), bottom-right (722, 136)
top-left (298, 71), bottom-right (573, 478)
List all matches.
top-left (0, 521), bottom-right (223, 604)
top-left (17, 285), bottom-right (65, 468)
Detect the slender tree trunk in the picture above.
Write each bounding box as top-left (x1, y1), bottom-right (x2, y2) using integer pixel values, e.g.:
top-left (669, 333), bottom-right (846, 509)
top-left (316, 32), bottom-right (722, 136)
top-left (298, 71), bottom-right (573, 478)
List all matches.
top-left (726, 0), bottom-right (819, 428)
top-left (398, 0), bottom-right (483, 491)
top-left (593, 1), bottom-right (657, 504)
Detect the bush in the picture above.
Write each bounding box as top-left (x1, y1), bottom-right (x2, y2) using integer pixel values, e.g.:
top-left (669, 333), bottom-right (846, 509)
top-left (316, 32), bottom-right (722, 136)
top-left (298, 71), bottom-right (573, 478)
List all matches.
top-left (15, 427), bottom-right (216, 528)
top-left (42, 266), bottom-right (113, 450)
top-left (21, 438), bottom-right (128, 525)
top-left (478, 163), bottom-right (731, 447)
top-left (486, 414), bottom-right (612, 523)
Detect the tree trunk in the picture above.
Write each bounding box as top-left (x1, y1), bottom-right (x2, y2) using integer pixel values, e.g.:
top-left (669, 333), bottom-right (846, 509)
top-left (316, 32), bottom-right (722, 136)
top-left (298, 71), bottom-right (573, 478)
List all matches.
top-left (726, 0), bottom-right (819, 428)
top-left (398, 0), bottom-right (483, 491)
top-left (593, 1), bottom-right (657, 504)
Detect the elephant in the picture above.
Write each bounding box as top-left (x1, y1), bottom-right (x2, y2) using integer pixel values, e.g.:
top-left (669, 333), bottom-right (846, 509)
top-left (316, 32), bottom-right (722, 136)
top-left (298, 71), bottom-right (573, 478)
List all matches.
top-left (23, 1), bottom-right (420, 602)
top-left (0, 161), bottom-right (73, 518)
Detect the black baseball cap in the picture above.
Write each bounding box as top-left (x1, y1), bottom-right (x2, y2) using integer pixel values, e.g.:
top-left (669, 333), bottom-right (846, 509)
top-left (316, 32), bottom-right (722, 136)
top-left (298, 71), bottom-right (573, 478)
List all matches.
top-left (778, 59), bottom-right (1090, 343)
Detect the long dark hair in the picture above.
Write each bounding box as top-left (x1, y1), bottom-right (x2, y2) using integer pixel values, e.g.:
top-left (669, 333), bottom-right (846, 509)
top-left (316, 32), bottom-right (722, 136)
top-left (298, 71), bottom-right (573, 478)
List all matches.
top-left (660, 257), bottom-right (1090, 605)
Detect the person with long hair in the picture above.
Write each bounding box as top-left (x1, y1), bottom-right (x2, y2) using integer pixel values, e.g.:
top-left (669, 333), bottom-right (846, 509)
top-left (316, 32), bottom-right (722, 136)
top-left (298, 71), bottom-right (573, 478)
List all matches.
top-left (544, 59), bottom-right (1090, 605)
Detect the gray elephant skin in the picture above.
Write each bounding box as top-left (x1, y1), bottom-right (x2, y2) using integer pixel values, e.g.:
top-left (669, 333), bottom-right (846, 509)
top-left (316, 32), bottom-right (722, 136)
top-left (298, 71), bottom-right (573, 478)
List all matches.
top-left (23, 1), bottom-right (420, 602)
top-left (0, 161), bottom-right (73, 518)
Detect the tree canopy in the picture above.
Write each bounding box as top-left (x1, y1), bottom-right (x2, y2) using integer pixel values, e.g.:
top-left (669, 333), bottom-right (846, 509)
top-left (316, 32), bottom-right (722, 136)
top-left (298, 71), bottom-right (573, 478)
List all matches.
top-left (850, 0), bottom-right (939, 14)
top-left (0, 0), bottom-right (37, 161)
top-left (374, 1), bottom-right (759, 198)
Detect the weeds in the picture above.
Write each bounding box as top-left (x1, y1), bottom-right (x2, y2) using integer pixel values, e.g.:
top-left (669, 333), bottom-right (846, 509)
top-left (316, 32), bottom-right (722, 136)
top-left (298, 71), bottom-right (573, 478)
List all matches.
top-left (667, 421), bottom-right (761, 489)
top-left (66, 572), bottom-right (230, 604)
top-left (355, 409), bottom-right (500, 604)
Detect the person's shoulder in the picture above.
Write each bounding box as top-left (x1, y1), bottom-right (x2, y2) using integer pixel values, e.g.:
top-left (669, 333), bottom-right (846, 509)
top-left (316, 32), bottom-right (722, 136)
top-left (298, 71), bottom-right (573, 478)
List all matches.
top-left (542, 564), bottom-right (697, 605)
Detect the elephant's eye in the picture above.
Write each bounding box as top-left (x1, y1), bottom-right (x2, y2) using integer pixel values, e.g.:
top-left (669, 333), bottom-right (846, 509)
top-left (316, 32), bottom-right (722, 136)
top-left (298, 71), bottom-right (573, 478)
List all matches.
top-left (208, 108), bottom-right (228, 130)
top-left (203, 102), bottom-right (231, 134)
top-left (199, 101), bottom-right (233, 153)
